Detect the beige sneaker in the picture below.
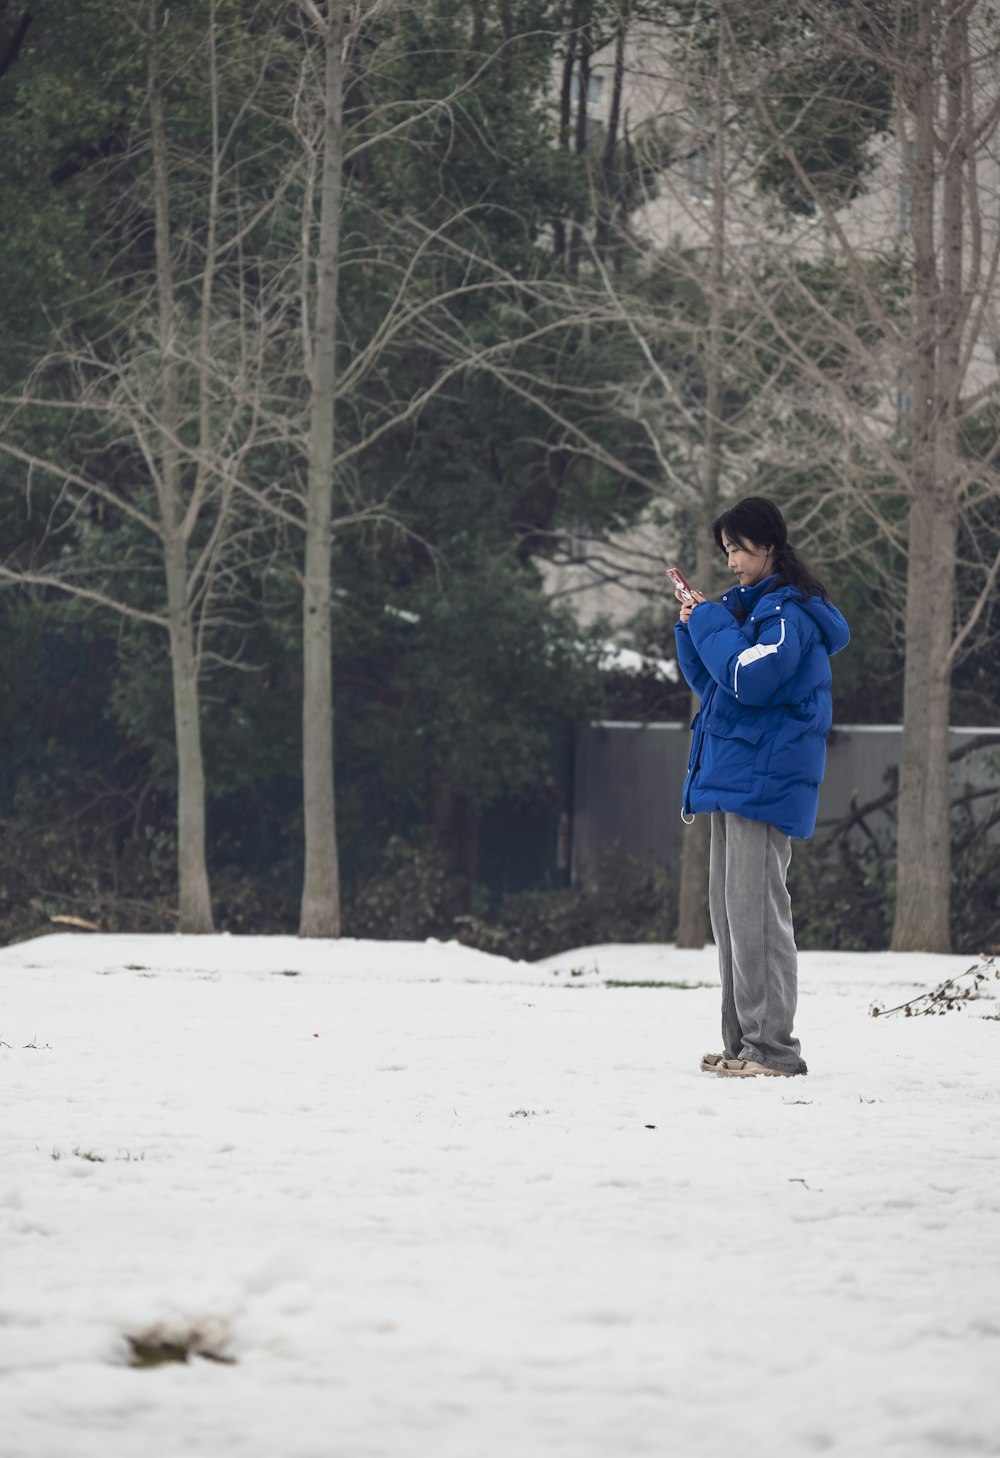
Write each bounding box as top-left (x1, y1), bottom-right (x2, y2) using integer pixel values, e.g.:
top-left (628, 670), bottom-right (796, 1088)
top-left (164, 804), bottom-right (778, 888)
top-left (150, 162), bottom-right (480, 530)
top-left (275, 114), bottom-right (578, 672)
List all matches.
top-left (700, 1052), bottom-right (725, 1073)
top-left (716, 1058), bottom-right (802, 1078)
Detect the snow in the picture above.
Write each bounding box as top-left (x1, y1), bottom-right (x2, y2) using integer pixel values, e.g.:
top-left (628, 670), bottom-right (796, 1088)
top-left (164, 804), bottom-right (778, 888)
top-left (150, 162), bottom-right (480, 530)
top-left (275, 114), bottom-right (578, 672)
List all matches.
top-left (2, 931), bottom-right (999, 1458)
top-left (599, 641), bottom-right (679, 681)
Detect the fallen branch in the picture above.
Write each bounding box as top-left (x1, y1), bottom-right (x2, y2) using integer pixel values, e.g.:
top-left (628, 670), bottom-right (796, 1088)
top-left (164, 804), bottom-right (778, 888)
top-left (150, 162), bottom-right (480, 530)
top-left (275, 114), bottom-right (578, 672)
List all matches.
top-left (49, 914), bottom-right (101, 933)
top-left (870, 953), bottom-right (999, 1017)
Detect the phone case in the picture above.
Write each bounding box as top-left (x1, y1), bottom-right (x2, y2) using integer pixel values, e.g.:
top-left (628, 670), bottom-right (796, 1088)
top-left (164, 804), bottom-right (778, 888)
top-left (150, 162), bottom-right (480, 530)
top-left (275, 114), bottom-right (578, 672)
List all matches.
top-left (665, 566), bottom-right (694, 600)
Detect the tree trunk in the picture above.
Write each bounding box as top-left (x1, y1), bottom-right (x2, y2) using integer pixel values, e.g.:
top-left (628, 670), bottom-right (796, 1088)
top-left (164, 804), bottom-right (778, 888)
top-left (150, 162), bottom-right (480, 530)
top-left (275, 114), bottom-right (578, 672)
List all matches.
top-left (892, 0), bottom-right (962, 953)
top-left (149, 0), bottom-right (214, 934)
top-left (299, 0), bottom-right (344, 938)
top-left (594, 14), bottom-right (626, 260)
top-left (165, 539), bottom-right (215, 934)
top-left (892, 502), bottom-right (955, 952)
top-left (553, 3), bottom-right (581, 265)
top-left (567, 23), bottom-right (592, 281)
top-left (676, 11), bottom-right (726, 950)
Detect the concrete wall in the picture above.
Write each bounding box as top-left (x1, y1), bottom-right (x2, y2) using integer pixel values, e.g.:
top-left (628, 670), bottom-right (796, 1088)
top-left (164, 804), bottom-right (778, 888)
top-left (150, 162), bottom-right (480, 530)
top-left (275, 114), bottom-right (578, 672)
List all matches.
top-left (571, 722), bottom-right (1000, 880)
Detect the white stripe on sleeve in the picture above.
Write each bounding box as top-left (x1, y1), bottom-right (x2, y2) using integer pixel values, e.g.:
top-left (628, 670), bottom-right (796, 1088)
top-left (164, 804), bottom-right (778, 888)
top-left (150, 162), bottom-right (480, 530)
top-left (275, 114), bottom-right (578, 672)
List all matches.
top-left (734, 618), bottom-right (786, 698)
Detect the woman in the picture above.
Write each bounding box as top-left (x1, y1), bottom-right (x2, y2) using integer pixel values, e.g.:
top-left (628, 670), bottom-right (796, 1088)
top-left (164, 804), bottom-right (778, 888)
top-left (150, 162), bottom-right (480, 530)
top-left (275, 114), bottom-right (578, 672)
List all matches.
top-left (673, 497), bottom-right (849, 1078)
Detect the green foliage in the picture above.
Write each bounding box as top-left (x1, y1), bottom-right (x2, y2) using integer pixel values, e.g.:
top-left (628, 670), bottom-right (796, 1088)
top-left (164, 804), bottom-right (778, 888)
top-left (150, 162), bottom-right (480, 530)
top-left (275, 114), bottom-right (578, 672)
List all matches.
top-left (789, 779), bottom-right (1000, 956)
top-left (339, 554), bottom-right (602, 811)
top-left (951, 792), bottom-right (1000, 955)
top-left (346, 837), bottom-right (465, 941)
top-left (825, 560), bottom-right (909, 722)
top-left (0, 0), bottom-right (144, 363)
top-left (0, 0), bottom-right (643, 925)
top-left (344, 839), bottom-right (678, 958)
top-left (686, 0), bottom-right (899, 216)
top-left (787, 831), bottom-right (895, 952)
top-left (952, 407), bottom-right (1000, 723)
top-left (4, 0), bottom-right (996, 947)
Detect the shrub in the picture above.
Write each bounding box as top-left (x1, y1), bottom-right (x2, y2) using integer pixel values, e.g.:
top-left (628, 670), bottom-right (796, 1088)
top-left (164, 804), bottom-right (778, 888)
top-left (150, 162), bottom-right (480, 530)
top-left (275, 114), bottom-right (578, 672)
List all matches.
top-left (344, 837), bottom-right (465, 942)
top-left (458, 851), bottom-right (678, 962)
top-left (343, 838), bottom-right (678, 960)
top-left (788, 797), bottom-right (1000, 955)
top-left (787, 830), bottom-right (895, 951)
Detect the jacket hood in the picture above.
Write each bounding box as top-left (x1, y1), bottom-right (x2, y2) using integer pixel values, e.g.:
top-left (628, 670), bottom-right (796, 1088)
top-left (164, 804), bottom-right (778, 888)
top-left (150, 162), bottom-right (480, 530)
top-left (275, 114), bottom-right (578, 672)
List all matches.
top-left (718, 578), bottom-right (850, 656)
top-left (795, 593), bottom-right (850, 656)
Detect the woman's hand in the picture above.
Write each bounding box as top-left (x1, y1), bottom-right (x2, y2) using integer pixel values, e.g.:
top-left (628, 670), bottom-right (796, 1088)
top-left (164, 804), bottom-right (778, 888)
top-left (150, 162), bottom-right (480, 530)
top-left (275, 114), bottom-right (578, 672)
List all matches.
top-left (677, 588), bottom-right (706, 624)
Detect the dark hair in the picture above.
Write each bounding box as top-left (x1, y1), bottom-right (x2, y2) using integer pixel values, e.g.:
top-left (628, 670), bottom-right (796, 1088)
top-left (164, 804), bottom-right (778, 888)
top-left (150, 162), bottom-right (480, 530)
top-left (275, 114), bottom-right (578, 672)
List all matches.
top-left (711, 496), bottom-right (829, 602)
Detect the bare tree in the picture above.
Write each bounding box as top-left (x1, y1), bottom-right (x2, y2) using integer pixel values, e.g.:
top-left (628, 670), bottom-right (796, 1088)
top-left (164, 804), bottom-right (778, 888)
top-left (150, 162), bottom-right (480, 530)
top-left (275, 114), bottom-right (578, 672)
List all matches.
top-left (716, 0), bottom-right (1000, 951)
top-left (148, 0), bottom-right (214, 932)
top-left (536, 0), bottom-right (1000, 952)
top-left (891, 0), bottom-right (983, 951)
top-left (295, 0), bottom-right (345, 937)
top-left (673, 7), bottom-right (727, 950)
top-left (285, 1), bottom-right (634, 935)
top-left (0, 0), bottom-right (293, 931)
top-left (3, 0), bottom-right (497, 939)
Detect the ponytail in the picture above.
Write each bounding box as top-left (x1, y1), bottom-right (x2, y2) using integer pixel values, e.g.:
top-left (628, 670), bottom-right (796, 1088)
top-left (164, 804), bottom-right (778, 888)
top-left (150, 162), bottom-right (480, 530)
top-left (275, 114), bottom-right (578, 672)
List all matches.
top-left (771, 541), bottom-right (830, 602)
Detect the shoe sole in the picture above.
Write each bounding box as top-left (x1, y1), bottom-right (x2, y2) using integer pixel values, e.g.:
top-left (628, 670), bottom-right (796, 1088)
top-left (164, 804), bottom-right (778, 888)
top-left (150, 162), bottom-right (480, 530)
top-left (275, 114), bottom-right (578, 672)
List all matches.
top-left (716, 1060), bottom-right (802, 1078)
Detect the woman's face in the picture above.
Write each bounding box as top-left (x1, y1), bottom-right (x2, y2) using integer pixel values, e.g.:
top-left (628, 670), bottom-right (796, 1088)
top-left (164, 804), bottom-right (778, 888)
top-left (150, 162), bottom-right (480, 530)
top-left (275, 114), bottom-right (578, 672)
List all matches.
top-left (721, 533), bottom-right (775, 587)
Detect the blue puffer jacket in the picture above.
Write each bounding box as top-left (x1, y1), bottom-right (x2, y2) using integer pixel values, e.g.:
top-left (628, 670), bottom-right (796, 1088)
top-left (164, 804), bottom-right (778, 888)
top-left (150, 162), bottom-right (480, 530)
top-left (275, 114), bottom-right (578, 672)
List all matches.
top-left (674, 576), bottom-right (850, 839)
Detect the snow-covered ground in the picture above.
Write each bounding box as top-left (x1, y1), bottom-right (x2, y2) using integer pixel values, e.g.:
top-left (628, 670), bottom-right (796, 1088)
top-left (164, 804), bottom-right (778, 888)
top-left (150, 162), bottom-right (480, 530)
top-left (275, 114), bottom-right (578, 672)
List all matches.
top-left (2, 932), bottom-right (998, 1458)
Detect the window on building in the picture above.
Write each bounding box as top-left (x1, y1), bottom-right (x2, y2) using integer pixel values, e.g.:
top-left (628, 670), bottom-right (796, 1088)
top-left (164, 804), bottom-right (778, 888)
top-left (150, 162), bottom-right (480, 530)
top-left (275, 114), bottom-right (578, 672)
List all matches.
top-left (570, 72), bottom-right (604, 108)
top-left (568, 528), bottom-right (591, 564)
top-left (686, 145), bottom-right (710, 200)
top-left (584, 115), bottom-right (605, 147)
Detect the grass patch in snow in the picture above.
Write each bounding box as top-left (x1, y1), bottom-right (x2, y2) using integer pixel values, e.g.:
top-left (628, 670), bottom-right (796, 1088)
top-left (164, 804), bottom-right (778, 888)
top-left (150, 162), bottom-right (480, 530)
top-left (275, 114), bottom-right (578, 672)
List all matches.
top-left (604, 979), bottom-right (715, 990)
top-left (273, 969), bottom-right (301, 977)
top-left (57, 1147), bottom-right (103, 1163)
top-left (50, 1147), bottom-right (145, 1163)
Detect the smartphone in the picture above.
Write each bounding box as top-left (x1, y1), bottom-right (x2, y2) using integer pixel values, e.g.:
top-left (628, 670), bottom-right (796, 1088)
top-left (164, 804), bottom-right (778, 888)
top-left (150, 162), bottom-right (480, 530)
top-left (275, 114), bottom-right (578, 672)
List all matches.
top-left (665, 565), bottom-right (695, 602)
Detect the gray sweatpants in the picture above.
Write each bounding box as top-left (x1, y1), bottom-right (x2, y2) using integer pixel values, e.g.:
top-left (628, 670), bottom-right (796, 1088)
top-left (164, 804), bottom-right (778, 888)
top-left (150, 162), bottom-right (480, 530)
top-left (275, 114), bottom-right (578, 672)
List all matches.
top-left (709, 811), bottom-right (807, 1073)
